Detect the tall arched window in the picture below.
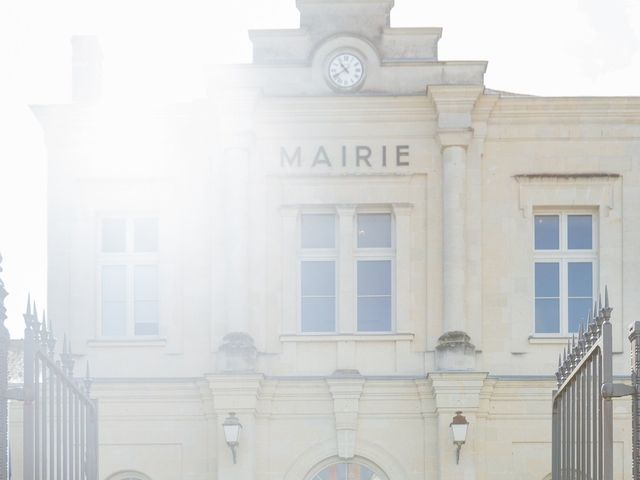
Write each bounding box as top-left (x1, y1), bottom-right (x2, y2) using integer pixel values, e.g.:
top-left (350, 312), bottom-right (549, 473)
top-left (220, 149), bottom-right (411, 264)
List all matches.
top-left (307, 459), bottom-right (388, 480)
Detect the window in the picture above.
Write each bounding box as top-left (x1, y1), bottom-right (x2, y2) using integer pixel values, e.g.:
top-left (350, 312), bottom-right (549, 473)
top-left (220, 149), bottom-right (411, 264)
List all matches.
top-left (308, 461), bottom-right (387, 480)
top-left (300, 214), bottom-right (336, 332)
top-left (298, 210), bottom-right (394, 334)
top-left (356, 213), bottom-right (393, 331)
top-left (533, 212), bottom-right (596, 334)
top-left (99, 217), bottom-right (159, 337)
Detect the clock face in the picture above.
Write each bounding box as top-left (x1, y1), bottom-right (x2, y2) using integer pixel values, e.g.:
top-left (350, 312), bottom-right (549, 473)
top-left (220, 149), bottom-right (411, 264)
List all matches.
top-left (327, 53), bottom-right (364, 89)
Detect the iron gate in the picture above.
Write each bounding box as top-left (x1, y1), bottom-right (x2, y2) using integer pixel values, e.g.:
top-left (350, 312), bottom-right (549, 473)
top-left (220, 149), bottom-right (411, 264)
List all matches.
top-left (552, 289), bottom-right (640, 480)
top-left (0, 255), bottom-right (99, 480)
top-left (552, 291), bottom-right (613, 479)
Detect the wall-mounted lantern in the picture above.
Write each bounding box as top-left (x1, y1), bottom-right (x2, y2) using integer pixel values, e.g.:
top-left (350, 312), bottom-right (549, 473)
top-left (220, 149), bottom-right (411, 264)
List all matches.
top-left (450, 411), bottom-right (469, 464)
top-left (222, 412), bottom-right (242, 464)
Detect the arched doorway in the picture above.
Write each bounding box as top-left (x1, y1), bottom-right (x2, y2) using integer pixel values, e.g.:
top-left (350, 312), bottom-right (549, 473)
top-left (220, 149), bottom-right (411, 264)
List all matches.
top-left (306, 458), bottom-right (389, 480)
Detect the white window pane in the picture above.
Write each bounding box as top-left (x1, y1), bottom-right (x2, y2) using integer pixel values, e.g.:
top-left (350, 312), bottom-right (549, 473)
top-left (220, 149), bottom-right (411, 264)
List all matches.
top-left (301, 214), bottom-right (335, 248)
top-left (568, 262), bottom-right (592, 297)
top-left (357, 214), bottom-right (391, 248)
top-left (102, 302), bottom-right (126, 336)
top-left (102, 265), bottom-right (127, 336)
top-left (301, 297), bottom-right (335, 332)
top-left (134, 265), bottom-right (158, 301)
top-left (134, 218), bottom-right (158, 252)
top-left (534, 215), bottom-right (559, 250)
top-left (134, 302), bottom-right (159, 334)
top-left (535, 299), bottom-right (560, 333)
top-left (535, 263), bottom-right (559, 297)
top-left (102, 218), bottom-right (126, 252)
top-left (357, 261), bottom-right (391, 295)
top-left (568, 215), bottom-right (592, 249)
top-left (134, 265), bottom-right (158, 334)
top-left (357, 297), bottom-right (391, 332)
top-left (301, 261), bottom-right (335, 332)
top-left (569, 298), bottom-right (592, 333)
top-left (301, 261), bottom-right (335, 296)
top-left (102, 265), bottom-right (126, 301)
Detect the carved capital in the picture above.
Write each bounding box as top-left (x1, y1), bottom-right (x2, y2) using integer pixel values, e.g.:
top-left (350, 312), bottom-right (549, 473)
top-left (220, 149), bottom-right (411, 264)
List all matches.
top-left (438, 128), bottom-right (473, 149)
top-left (427, 85), bottom-right (483, 131)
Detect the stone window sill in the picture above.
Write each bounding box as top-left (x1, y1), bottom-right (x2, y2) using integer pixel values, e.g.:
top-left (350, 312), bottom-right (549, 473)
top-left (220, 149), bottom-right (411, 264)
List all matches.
top-left (528, 335), bottom-right (571, 345)
top-left (87, 337), bottom-right (167, 348)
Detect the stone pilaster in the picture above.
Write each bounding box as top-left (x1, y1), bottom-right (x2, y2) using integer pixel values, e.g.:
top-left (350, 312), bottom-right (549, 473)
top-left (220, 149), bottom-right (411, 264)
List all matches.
top-left (429, 372), bottom-right (488, 480)
top-left (211, 88), bottom-right (261, 369)
top-left (207, 374), bottom-right (263, 480)
top-left (428, 85), bottom-right (483, 371)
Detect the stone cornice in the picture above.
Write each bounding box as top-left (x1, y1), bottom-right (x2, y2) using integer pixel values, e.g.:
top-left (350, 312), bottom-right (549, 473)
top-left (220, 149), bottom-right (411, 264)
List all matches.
top-left (490, 96), bottom-right (640, 122)
top-left (514, 173), bottom-right (620, 218)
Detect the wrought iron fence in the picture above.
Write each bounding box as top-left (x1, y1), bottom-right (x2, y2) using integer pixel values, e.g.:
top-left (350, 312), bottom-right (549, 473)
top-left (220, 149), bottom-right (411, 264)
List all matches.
top-left (552, 288), bottom-right (640, 480)
top-left (0, 254), bottom-right (99, 480)
top-left (552, 290), bottom-right (613, 480)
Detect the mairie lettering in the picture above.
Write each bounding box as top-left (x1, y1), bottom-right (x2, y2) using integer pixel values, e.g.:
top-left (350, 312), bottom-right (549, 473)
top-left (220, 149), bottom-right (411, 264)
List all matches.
top-left (280, 145), bottom-right (410, 168)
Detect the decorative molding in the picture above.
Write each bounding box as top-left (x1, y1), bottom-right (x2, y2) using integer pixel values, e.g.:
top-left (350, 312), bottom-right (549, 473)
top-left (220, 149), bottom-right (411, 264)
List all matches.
top-left (326, 375), bottom-right (365, 460)
top-left (514, 173), bottom-right (620, 218)
top-left (437, 128), bottom-right (473, 148)
top-left (427, 85), bottom-right (484, 131)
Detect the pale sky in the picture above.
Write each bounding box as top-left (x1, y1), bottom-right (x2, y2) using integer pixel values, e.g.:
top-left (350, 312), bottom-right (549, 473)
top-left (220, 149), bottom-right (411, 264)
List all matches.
top-left (0, 0), bottom-right (638, 337)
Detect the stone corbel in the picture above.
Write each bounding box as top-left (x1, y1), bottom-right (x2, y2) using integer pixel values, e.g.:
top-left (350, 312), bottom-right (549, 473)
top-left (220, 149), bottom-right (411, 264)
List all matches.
top-left (326, 373), bottom-right (365, 460)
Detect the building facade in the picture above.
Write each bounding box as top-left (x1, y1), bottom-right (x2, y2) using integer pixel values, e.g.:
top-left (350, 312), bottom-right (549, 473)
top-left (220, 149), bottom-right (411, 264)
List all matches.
top-left (29, 0), bottom-right (640, 479)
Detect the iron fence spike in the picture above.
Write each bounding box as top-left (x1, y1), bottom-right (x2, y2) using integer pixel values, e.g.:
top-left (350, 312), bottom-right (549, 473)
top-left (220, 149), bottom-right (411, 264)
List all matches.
top-left (599, 292), bottom-right (603, 309)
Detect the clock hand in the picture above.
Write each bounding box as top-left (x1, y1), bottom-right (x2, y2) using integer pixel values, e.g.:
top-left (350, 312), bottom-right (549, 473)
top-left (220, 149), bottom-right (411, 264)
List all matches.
top-left (332, 64), bottom-right (349, 80)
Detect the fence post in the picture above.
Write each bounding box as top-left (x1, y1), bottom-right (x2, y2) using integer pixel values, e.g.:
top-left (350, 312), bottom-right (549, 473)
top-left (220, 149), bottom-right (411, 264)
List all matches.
top-left (629, 321), bottom-right (640, 480)
top-left (0, 255), bottom-right (10, 480)
top-left (602, 290), bottom-right (614, 479)
top-left (22, 297), bottom-right (37, 480)
top-left (551, 390), bottom-right (559, 480)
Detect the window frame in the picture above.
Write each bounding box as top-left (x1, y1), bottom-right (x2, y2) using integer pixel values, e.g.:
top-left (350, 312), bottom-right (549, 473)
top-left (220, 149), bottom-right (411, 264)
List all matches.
top-left (298, 211), bottom-right (338, 334)
top-left (532, 210), bottom-right (598, 337)
top-left (97, 216), bottom-right (160, 338)
top-left (354, 209), bottom-right (396, 333)
top-left (296, 207), bottom-right (397, 335)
